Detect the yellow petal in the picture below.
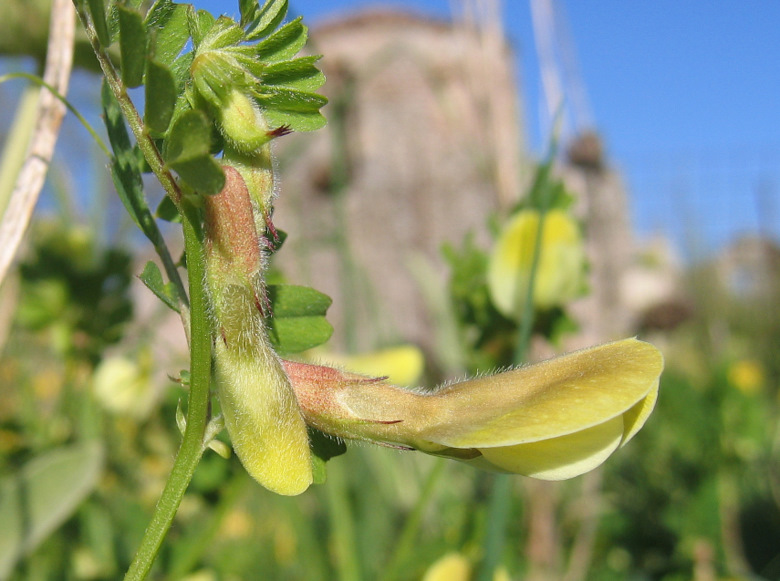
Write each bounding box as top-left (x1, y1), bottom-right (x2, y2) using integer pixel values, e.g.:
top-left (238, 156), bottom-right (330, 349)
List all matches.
top-left (479, 415), bottom-right (624, 480)
top-left (620, 378), bottom-right (659, 446)
top-left (422, 338), bottom-right (663, 448)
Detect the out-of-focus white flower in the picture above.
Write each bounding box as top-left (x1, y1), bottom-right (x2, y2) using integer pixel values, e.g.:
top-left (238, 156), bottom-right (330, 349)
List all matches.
top-left (92, 355), bottom-right (157, 419)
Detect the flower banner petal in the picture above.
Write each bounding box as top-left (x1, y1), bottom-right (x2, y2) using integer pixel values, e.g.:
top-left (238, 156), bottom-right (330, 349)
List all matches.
top-left (421, 338), bottom-right (663, 448)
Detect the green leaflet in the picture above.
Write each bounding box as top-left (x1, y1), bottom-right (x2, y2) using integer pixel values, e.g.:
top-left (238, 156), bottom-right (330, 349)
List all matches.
top-left (145, 60), bottom-right (177, 135)
top-left (139, 261), bottom-right (180, 313)
top-left (266, 284), bottom-right (333, 355)
top-left (244, 0), bottom-right (289, 41)
top-left (308, 427), bottom-right (347, 484)
top-left (117, 6), bottom-right (148, 88)
top-left (261, 56), bottom-right (325, 93)
top-left (101, 81), bottom-right (147, 233)
top-left (164, 109), bottom-right (226, 195)
top-left (253, 17), bottom-right (307, 63)
top-left (145, 0), bottom-right (191, 69)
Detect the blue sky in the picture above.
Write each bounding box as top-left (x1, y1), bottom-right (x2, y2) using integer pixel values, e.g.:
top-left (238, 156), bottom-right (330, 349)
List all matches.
top-left (5, 0), bottom-right (776, 257)
top-left (244, 0), bottom-right (779, 257)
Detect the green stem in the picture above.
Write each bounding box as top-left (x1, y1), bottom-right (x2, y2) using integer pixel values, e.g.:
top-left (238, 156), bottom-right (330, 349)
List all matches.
top-left (72, 0), bottom-right (189, 311)
top-left (168, 473), bottom-right (251, 578)
top-left (123, 212), bottom-right (212, 581)
top-left (478, 144), bottom-right (559, 581)
top-left (326, 461), bottom-right (362, 581)
top-left (380, 459), bottom-right (446, 581)
top-left (513, 157), bottom-right (555, 366)
top-left (475, 474), bottom-right (513, 581)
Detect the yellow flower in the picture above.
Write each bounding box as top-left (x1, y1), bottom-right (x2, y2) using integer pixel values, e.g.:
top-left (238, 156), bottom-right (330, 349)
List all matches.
top-left (307, 345), bottom-right (425, 387)
top-left (421, 553), bottom-right (471, 581)
top-left (285, 338), bottom-right (662, 480)
top-left (420, 552), bottom-right (510, 581)
top-left (727, 359), bottom-right (764, 395)
top-left (488, 208), bottom-right (585, 317)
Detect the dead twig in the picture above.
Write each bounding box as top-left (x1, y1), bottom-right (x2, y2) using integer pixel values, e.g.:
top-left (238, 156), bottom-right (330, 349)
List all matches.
top-left (0, 0), bottom-right (75, 285)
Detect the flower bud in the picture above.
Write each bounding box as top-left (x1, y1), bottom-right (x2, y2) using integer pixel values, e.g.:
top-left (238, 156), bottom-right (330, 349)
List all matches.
top-left (222, 145), bottom-right (277, 238)
top-left (216, 88), bottom-right (276, 153)
top-left (204, 167), bottom-right (312, 495)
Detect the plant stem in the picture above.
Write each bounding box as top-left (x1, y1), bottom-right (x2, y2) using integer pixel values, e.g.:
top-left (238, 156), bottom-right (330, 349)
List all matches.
top-left (478, 147), bottom-right (558, 581)
top-left (380, 459), bottom-right (446, 581)
top-left (476, 473), bottom-right (514, 581)
top-left (513, 158), bottom-right (554, 365)
top-left (124, 212), bottom-right (212, 581)
top-left (326, 461), bottom-right (362, 581)
top-left (72, 0), bottom-right (189, 312)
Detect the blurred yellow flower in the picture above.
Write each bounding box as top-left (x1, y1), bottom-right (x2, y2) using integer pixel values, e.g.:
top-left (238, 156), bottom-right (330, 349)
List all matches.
top-left (488, 208), bottom-right (585, 317)
top-left (727, 359), bottom-right (764, 395)
top-left (307, 345), bottom-right (425, 387)
top-left (219, 508), bottom-right (253, 540)
top-left (421, 552), bottom-right (510, 581)
top-left (421, 553), bottom-right (471, 581)
top-left (286, 338), bottom-right (662, 481)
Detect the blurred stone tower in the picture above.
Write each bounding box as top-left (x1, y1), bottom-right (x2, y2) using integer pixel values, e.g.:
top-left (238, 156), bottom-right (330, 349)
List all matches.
top-left (273, 8), bottom-right (525, 356)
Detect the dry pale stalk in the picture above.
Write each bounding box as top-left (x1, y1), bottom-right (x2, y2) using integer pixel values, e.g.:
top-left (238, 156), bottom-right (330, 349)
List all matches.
top-left (0, 0), bottom-right (75, 285)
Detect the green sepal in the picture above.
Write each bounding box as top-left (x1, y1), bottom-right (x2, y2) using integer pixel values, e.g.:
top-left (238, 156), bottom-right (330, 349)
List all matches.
top-left (117, 6), bottom-right (148, 88)
top-left (139, 261), bottom-right (180, 313)
top-left (192, 51), bottom-right (251, 110)
top-left (253, 17), bottom-right (306, 63)
top-left (308, 426), bottom-right (347, 485)
top-left (245, 0), bottom-right (289, 41)
top-left (164, 109), bottom-right (226, 195)
top-left (261, 55), bottom-right (325, 93)
top-left (255, 88), bottom-right (328, 132)
top-left (188, 8), bottom-right (217, 50)
top-left (145, 60), bottom-right (177, 135)
top-left (145, 0), bottom-right (191, 69)
top-left (199, 16), bottom-right (245, 52)
top-left (266, 284), bottom-right (333, 354)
